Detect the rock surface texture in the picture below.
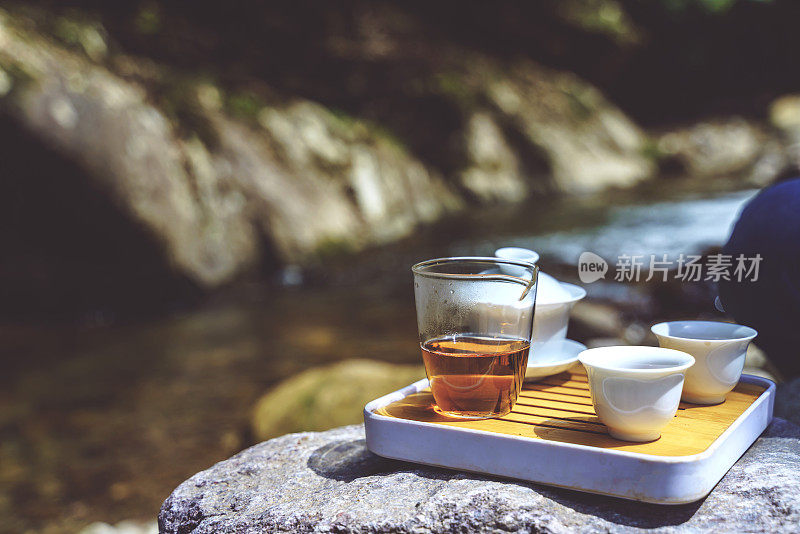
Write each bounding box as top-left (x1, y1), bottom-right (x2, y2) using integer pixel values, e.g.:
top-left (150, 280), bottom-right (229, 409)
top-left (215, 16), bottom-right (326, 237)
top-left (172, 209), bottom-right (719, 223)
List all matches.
top-left (0, 11), bottom-right (461, 286)
top-left (159, 419), bottom-right (800, 533)
top-left (655, 117), bottom-right (799, 187)
top-left (0, 8), bottom-right (654, 290)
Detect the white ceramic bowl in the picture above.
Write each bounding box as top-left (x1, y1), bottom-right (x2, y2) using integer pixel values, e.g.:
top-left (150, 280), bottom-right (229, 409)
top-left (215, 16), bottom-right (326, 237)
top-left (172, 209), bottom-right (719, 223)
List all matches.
top-left (651, 321), bottom-right (757, 405)
top-left (533, 282), bottom-right (586, 343)
top-left (579, 346), bottom-right (695, 442)
top-left (526, 339), bottom-right (586, 381)
top-left (494, 247), bottom-right (586, 344)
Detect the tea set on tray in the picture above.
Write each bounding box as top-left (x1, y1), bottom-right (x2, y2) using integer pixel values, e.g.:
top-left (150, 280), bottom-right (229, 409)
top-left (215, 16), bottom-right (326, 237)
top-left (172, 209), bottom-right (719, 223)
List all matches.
top-left (365, 250), bottom-right (773, 503)
top-left (412, 248), bottom-right (758, 443)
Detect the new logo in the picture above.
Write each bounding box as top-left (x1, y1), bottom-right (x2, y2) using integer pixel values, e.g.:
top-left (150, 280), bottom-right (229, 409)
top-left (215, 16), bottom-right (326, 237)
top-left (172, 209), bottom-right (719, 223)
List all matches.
top-left (578, 251), bottom-right (608, 283)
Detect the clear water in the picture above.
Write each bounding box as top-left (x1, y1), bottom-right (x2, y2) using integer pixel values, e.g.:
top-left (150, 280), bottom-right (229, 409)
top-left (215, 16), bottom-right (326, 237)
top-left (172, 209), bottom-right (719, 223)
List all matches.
top-left (519, 190), bottom-right (756, 263)
top-left (444, 189), bottom-right (757, 265)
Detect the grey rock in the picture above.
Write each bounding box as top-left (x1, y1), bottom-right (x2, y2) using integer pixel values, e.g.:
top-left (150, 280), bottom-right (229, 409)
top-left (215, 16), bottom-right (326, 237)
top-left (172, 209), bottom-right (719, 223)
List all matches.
top-left (251, 360), bottom-right (425, 441)
top-left (745, 344), bottom-right (769, 369)
top-left (459, 112), bottom-right (528, 203)
top-left (483, 61), bottom-right (655, 194)
top-left (770, 94), bottom-right (800, 143)
top-left (0, 9), bottom-right (659, 290)
top-left (776, 378), bottom-right (800, 427)
top-left (80, 520), bottom-right (157, 534)
top-left (743, 345), bottom-right (781, 383)
top-left (570, 301), bottom-right (625, 338)
top-left (159, 419), bottom-right (800, 533)
top-left (657, 118), bottom-right (767, 178)
top-left (0, 12), bottom-right (256, 287)
top-left (655, 114), bottom-right (800, 186)
top-left (768, 94), bottom-right (800, 176)
top-left (748, 138), bottom-right (792, 187)
top-left (743, 367), bottom-right (779, 383)
top-left (0, 11), bottom-right (461, 286)
top-left (456, 60), bottom-right (656, 198)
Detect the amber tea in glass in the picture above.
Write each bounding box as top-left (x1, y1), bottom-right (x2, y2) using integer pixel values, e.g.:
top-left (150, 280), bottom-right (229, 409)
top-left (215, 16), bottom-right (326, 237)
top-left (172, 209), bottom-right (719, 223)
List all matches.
top-left (421, 334), bottom-right (530, 417)
top-left (412, 258), bottom-right (538, 419)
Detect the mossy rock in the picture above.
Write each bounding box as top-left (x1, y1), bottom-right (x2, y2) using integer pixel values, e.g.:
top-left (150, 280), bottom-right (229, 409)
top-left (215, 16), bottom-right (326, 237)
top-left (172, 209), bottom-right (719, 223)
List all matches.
top-left (251, 359), bottom-right (425, 441)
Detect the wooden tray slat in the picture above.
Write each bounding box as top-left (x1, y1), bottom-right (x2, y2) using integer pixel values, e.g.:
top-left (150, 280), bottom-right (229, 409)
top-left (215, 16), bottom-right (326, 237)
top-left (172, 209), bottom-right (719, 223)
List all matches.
top-left (376, 365), bottom-right (766, 457)
top-left (514, 398), bottom-right (596, 416)
top-left (517, 390), bottom-right (595, 406)
top-left (522, 384), bottom-right (592, 400)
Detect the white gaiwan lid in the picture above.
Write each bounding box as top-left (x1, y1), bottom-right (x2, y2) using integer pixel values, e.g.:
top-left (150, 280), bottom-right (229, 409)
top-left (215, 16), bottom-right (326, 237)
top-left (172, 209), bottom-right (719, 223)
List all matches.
top-left (494, 247), bottom-right (584, 307)
top-left (536, 272), bottom-right (573, 306)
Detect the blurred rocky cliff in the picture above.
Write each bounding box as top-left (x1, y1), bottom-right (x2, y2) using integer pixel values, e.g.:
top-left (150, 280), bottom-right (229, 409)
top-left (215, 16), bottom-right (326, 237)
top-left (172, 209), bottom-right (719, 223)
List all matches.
top-left (1, 1), bottom-right (799, 315)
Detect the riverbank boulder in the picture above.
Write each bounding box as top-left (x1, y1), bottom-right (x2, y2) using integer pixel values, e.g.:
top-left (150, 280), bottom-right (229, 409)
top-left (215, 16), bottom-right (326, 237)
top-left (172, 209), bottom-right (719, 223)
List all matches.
top-left (0, 7), bottom-right (654, 302)
top-left (654, 106), bottom-right (800, 186)
top-left (770, 94), bottom-right (800, 144)
top-left (0, 10), bottom-right (462, 289)
top-left (251, 360), bottom-right (425, 441)
top-left (768, 94), bottom-right (800, 177)
top-left (656, 118), bottom-right (767, 179)
top-left (775, 378), bottom-right (800, 427)
top-left (159, 418), bottom-right (800, 533)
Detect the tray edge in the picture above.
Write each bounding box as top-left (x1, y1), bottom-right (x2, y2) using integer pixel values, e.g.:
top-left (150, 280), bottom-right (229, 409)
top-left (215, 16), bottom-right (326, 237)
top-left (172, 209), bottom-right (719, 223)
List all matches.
top-left (363, 374), bottom-right (775, 504)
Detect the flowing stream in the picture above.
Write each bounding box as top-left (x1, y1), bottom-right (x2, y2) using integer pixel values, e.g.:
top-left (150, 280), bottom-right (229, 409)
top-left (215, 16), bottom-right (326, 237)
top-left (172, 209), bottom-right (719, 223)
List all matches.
top-left (0, 183), bottom-right (759, 531)
top-left (481, 189), bottom-right (756, 263)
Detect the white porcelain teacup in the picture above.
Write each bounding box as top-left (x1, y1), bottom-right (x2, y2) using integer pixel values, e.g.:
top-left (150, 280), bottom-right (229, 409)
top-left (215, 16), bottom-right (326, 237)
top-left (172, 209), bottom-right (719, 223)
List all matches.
top-left (651, 321), bottom-right (757, 405)
top-left (579, 346), bottom-right (695, 442)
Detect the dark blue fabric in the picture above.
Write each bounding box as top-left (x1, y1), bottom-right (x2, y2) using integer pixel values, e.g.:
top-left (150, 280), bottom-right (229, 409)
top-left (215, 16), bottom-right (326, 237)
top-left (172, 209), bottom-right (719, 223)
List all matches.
top-left (719, 178), bottom-right (800, 377)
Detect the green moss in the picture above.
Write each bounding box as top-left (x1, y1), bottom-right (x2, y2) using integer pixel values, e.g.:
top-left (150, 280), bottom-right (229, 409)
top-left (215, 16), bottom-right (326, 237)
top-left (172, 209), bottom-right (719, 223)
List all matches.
top-left (564, 89), bottom-right (595, 120)
top-left (661, 0), bottom-right (741, 13)
top-left (135, 2), bottom-right (161, 35)
top-left (324, 108), bottom-right (370, 141)
top-left (154, 77), bottom-right (220, 148)
top-left (313, 236), bottom-right (359, 259)
top-left (52, 17), bottom-right (82, 46)
top-left (640, 139), bottom-right (666, 161)
top-left (328, 107), bottom-right (359, 128)
top-left (434, 71), bottom-right (477, 109)
top-left (371, 123), bottom-right (410, 152)
top-left (226, 91), bottom-right (264, 120)
top-left (300, 392), bottom-right (317, 411)
top-left (49, 14), bottom-right (107, 62)
top-left (0, 59), bottom-right (38, 102)
top-left (556, 0), bottom-right (641, 45)
top-left (328, 107), bottom-right (409, 152)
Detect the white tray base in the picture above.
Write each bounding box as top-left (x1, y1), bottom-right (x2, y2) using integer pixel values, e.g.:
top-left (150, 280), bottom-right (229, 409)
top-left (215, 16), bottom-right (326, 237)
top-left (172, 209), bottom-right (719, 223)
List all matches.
top-left (364, 375), bottom-right (775, 504)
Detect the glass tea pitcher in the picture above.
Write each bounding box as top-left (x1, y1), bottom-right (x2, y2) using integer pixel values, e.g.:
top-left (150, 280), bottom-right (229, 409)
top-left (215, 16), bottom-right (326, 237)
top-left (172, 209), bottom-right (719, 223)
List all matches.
top-left (412, 257), bottom-right (538, 419)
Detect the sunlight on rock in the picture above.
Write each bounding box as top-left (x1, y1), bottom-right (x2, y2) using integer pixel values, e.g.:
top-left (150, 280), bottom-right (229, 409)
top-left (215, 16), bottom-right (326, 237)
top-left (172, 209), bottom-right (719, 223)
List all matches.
top-left (251, 360), bottom-right (425, 440)
top-left (79, 520), bottom-right (157, 534)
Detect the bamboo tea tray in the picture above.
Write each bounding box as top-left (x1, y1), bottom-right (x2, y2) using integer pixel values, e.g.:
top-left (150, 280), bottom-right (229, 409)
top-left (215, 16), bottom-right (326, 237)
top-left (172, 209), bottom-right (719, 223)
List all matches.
top-left (363, 366), bottom-right (775, 504)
